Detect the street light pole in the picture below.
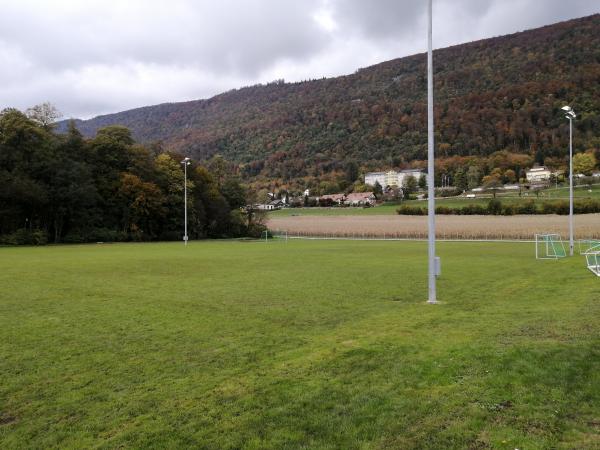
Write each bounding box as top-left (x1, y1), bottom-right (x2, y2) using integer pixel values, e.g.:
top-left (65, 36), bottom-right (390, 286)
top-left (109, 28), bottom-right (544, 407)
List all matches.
top-left (427, 0), bottom-right (437, 304)
top-left (181, 157), bottom-right (191, 246)
top-left (562, 106), bottom-right (576, 256)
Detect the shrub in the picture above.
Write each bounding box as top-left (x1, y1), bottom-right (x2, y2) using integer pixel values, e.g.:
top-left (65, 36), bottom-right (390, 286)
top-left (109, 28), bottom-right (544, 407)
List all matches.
top-left (515, 200), bottom-right (537, 215)
top-left (502, 205), bottom-right (515, 216)
top-left (395, 198), bottom-right (600, 216)
top-left (397, 205), bottom-right (426, 215)
top-left (435, 206), bottom-right (455, 215)
top-left (0, 229), bottom-right (48, 245)
top-left (86, 228), bottom-right (128, 242)
top-left (574, 199), bottom-right (600, 214)
top-left (488, 199), bottom-right (502, 215)
top-left (247, 223), bottom-right (267, 238)
top-left (458, 204), bottom-right (488, 215)
top-left (63, 231), bottom-right (87, 243)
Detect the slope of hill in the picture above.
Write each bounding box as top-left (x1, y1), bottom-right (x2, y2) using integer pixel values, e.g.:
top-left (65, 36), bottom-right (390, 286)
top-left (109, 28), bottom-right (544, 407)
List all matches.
top-left (63, 14), bottom-right (600, 181)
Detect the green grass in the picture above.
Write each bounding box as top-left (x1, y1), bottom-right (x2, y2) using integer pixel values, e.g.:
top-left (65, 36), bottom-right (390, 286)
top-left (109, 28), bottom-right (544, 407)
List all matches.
top-left (269, 184), bottom-right (600, 216)
top-left (1, 241), bottom-right (599, 449)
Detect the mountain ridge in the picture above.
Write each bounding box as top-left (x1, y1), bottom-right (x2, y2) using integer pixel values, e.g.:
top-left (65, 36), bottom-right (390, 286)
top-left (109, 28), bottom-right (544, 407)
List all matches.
top-left (60, 13), bottom-right (600, 182)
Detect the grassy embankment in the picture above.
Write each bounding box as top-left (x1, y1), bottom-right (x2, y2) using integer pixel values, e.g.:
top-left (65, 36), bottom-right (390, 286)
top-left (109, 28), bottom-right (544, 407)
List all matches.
top-left (1, 240), bottom-right (599, 448)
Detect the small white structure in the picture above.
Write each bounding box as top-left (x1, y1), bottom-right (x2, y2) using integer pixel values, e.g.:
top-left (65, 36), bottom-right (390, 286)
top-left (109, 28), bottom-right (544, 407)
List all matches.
top-left (526, 166), bottom-right (551, 183)
top-left (270, 199), bottom-right (284, 209)
top-left (303, 188), bottom-right (310, 197)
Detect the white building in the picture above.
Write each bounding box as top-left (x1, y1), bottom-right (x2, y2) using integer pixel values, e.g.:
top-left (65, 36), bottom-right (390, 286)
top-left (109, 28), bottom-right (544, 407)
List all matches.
top-left (526, 166), bottom-right (551, 183)
top-left (365, 172), bottom-right (386, 188)
top-left (365, 169), bottom-right (424, 189)
top-left (397, 169), bottom-right (424, 186)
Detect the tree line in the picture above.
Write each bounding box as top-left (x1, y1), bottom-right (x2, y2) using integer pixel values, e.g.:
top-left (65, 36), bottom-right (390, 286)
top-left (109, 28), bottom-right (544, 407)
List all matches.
top-left (0, 108), bottom-right (264, 245)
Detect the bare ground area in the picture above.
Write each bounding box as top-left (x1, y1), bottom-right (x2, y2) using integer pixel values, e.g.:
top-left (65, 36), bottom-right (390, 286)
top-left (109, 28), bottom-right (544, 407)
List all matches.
top-left (268, 214), bottom-right (600, 240)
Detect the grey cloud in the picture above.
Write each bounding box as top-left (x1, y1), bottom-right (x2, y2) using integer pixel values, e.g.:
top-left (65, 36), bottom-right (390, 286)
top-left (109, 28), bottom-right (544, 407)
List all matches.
top-left (0, 0), bottom-right (327, 77)
top-left (330, 0), bottom-right (424, 40)
top-left (0, 0), bottom-right (598, 118)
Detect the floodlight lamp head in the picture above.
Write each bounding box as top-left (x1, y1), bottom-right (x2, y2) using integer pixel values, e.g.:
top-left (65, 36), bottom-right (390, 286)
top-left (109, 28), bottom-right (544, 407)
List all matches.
top-left (562, 105), bottom-right (571, 112)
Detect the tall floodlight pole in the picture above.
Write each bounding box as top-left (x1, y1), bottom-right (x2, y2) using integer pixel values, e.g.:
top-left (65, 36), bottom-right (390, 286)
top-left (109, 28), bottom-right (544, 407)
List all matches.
top-left (181, 157), bottom-right (191, 246)
top-left (562, 106), bottom-right (576, 256)
top-left (427, 0), bottom-right (437, 304)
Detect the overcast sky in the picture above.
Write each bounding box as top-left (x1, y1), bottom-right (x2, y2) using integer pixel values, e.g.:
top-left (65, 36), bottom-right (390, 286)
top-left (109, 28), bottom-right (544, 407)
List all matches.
top-left (1, 0), bottom-right (597, 119)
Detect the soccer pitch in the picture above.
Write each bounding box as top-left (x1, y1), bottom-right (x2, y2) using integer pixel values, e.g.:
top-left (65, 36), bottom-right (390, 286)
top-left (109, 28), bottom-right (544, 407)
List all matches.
top-left (1, 240), bottom-right (598, 449)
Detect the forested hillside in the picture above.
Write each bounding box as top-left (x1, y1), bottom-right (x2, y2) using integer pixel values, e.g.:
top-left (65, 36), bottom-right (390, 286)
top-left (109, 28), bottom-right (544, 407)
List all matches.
top-left (63, 14), bottom-right (600, 187)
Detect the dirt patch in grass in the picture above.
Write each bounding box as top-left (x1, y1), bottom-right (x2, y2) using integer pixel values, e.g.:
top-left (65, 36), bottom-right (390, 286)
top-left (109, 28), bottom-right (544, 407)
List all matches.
top-left (0, 414), bottom-right (17, 426)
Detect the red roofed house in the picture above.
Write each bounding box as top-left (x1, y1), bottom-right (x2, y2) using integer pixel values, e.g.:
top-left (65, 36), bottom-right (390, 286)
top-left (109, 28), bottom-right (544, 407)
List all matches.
top-left (344, 192), bottom-right (377, 206)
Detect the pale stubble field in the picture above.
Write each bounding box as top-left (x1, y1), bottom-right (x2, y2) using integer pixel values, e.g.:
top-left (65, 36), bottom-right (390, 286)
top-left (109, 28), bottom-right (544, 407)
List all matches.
top-left (268, 214), bottom-right (600, 239)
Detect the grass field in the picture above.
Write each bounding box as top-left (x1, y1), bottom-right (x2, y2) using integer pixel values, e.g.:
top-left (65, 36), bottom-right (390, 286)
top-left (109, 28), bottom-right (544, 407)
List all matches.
top-left (1, 241), bottom-right (599, 449)
top-left (269, 184), bottom-right (600, 217)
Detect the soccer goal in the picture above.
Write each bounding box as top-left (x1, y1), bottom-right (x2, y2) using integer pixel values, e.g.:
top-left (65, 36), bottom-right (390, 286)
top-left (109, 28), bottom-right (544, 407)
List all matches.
top-left (585, 252), bottom-right (600, 277)
top-left (535, 233), bottom-right (566, 259)
top-left (578, 239), bottom-right (600, 255)
top-left (261, 230), bottom-right (288, 243)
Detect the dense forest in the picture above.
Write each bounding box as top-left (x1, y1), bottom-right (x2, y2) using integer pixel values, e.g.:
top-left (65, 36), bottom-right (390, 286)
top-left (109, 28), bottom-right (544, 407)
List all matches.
top-left (61, 15), bottom-right (600, 191)
top-left (0, 109), bottom-right (263, 245)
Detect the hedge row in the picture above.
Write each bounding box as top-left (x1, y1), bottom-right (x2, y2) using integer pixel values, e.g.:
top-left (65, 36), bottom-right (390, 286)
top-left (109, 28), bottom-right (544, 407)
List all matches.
top-left (397, 199), bottom-right (600, 216)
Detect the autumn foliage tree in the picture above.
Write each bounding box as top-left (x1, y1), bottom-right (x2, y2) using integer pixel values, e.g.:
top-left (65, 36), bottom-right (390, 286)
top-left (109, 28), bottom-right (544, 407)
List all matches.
top-left (0, 108), bottom-right (255, 244)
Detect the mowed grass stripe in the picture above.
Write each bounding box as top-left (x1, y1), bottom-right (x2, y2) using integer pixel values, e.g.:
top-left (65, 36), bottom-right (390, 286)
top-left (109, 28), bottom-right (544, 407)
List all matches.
top-left (0, 241), bottom-right (598, 449)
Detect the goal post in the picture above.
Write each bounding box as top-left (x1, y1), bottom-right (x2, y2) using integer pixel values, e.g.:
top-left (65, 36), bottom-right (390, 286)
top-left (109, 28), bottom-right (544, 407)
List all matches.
top-left (535, 233), bottom-right (566, 259)
top-left (585, 252), bottom-right (600, 277)
top-left (261, 230), bottom-right (288, 242)
top-left (578, 239), bottom-right (600, 255)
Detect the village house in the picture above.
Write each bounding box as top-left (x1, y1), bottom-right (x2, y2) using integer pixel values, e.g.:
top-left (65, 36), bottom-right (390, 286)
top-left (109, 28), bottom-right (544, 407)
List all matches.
top-left (318, 193), bottom-right (346, 205)
top-left (256, 199), bottom-right (285, 211)
top-left (526, 166), bottom-right (552, 183)
top-left (344, 192), bottom-right (377, 206)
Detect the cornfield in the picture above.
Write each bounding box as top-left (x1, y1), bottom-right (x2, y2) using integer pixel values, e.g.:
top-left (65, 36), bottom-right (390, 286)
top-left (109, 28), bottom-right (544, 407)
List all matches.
top-left (268, 214), bottom-right (600, 240)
